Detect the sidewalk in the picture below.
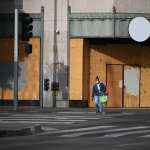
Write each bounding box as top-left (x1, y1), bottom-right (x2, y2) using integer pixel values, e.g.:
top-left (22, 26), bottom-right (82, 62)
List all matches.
top-left (0, 106), bottom-right (150, 114)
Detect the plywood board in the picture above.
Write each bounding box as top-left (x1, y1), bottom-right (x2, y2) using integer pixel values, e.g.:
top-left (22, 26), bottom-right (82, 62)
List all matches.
top-left (89, 43), bottom-right (150, 107)
top-left (69, 39), bottom-right (84, 100)
top-left (124, 65), bottom-right (140, 107)
top-left (106, 64), bottom-right (123, 107)
top-left (0, 38), bottom-right (40, 100)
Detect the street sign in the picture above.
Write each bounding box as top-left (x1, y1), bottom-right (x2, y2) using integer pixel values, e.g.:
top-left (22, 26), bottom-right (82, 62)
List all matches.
top-left (128, 17), bottom-right (150, 42)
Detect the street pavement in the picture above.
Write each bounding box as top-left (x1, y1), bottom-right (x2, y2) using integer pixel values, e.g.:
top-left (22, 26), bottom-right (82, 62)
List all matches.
top-left (0, 109), bottom-right (150, 150)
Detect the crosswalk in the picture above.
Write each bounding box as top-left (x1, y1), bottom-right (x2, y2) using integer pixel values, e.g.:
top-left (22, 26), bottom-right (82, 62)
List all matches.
top-left (50, 125), bottom-right (150, 139)
top-left (0, 112), bottom-right (131, 125)
top-left (1, 112), bottom-right (149, 139)
top-left (0, 114), bottom-right (107, 125)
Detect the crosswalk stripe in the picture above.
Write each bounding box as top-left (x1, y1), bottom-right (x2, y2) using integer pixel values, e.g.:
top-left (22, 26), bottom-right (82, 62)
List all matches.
top-left (0, 121), bottom-right (74, 124)
top-left (103, 129), bottom-right (150, 138)
top-left (59, 126), bottom-right (150, 138)
top-left (140, 134), bottom-right (150, 138)
top-left (57, 112), bottom-right (95, 114)
top-left (0, 119), bottom-right (86, 122)
top-left (39, 125), bottom-right (117, 135)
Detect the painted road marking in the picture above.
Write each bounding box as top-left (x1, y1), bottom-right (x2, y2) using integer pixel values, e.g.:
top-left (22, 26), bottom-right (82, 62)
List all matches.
top-left (60, 126), bottom-right (150, 138)
top-left (39, 125), bottom-right (117, 136)
top-left (140, 134), bottom-right (150, 138)
top-left (0, 119), bottom-right (86, 122)
top-left (0, 121), bottom-right (74, 124)
top-left (58, 126), bottom-right (117, 137)
top-left (103, 129), bottom-right (150, 138)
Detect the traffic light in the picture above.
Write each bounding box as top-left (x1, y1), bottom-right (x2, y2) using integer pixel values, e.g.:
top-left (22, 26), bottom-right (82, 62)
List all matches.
top-left (22, 13), bottom-right (33, 41)
top-left (25, 43), bottom-right (32, 54)
top-left (44, 78), bottom-right (50, 91)
top-left (51, 82), bottom-right (59, 91)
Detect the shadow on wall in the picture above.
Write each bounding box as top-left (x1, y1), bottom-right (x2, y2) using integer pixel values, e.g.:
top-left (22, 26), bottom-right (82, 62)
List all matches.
top-left (89, 38), bottom-right (150, 68)
top-left (57, 62), bottom-right (68, 100)
top-left (0, 38), bottom-right (28, 99)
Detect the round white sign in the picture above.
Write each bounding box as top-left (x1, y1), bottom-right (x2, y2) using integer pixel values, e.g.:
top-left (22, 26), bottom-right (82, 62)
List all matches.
top-left (128, 17), bottom-right (150, 42)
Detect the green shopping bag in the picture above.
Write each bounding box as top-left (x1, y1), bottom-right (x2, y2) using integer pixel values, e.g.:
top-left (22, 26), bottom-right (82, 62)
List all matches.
top-left (99, 95), bottom-right (108, 103)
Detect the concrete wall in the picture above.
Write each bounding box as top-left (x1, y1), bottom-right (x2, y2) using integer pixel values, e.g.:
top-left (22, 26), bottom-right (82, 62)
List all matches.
top-left (69, 0), bottom-right (114, 13)
top-left (69, 0), bottom-right (150, 13)
top-left (114, 0), bottom-right (150, 13)
top-left (23, 0), bottom-right (69, 107)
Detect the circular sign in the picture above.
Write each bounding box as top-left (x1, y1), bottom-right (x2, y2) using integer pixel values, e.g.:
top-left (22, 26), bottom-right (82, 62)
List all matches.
top-left (128, 17), bottom-right (150, 42)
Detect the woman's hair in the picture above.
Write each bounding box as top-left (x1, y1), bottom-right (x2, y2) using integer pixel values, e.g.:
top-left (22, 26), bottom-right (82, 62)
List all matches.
top-left (96, 76), bottom-right (99, 81)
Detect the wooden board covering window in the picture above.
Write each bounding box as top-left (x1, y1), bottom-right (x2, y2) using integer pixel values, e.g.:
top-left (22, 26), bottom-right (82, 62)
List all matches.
top-left (0, 38), bottom-right (40, 100)
top-left (69, 39), bottom-right (84, 100)
top-left (106, 64), bottom-right (123, 108)
top-left (124, 65), bottom-right (140, 108)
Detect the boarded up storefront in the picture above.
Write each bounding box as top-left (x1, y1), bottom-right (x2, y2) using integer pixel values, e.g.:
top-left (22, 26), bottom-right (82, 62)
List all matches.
top-left (70, 38), bottom-right (150, 108)
top-left (0, 38), bottom-right (40, 105)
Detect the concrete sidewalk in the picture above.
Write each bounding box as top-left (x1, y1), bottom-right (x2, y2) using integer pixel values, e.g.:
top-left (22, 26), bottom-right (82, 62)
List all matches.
top-left (0, 106), bottom-right (150, 114)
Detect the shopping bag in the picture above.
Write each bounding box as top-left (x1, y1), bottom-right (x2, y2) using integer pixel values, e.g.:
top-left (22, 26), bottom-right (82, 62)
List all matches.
top-left (99, 95), bottom-right (108, 103)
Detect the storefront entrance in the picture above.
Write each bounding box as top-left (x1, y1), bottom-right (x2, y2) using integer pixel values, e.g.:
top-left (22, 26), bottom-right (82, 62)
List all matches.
top-left (70, 38), bottom-right (150, 108)
top-left (106, 64), bottom-right (140, 108)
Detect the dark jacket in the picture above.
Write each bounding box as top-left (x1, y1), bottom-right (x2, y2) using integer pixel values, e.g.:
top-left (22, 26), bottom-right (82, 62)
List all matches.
top-left (92, 83), bottom-right (106, 97)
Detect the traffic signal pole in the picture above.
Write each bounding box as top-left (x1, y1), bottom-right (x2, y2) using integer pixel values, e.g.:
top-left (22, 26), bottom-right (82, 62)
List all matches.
top-left (40, 6), bottom-right (44, 108)
top-left (53, 0), bottom-right (58, 108)
top-left (13, 8), bottom-right (19, 110)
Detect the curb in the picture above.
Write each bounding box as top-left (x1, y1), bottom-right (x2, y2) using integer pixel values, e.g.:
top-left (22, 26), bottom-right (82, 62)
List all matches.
top-left (0, 124), bottom-right (43, 137)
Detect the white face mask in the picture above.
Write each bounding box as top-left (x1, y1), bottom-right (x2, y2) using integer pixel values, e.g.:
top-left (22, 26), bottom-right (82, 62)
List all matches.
top-left (96, 81), bottom-right (99, 84)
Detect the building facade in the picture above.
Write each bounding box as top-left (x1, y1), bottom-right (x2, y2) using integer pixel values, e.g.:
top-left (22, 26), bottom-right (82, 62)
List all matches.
top-left (0, 0), bottom-right (150, 108)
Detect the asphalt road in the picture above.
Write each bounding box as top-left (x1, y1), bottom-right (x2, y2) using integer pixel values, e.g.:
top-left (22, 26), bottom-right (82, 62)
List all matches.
top-left (0, 110), bottom-right (150, 150)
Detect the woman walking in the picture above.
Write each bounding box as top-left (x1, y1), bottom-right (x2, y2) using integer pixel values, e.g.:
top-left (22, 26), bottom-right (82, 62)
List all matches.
top-left (92, 76), bottom-right (106, 113)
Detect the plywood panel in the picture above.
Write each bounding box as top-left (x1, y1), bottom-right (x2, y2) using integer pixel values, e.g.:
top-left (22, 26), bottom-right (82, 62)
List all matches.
top-left (18, 38), bottom-right (40, 100)
top-left (0, 38), bottom-right (40, 100)
top-left (140, 68), bottom-right (150, 107)
top-left (106, 65), bottom-right (123, 107)
top-left (89, 47), bottom-right (106, 107)
top-left (90, 43), bottom-right (150, 107)
top-left (69, 39), bottom-right (84, 100)
top-left (83, 39), bottom-right (89, 101)
top-left (124, 65), bottom-right (140, 108)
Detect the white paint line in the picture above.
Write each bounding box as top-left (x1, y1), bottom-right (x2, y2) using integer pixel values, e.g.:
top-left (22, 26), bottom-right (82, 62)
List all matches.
top-left (58, 126), bottom-right (117, 137)
top-left (118, 142), bottom-right (149, 147)
top-left (140, 134), bottom-right (150, 138)
top-left (103, 129), bottom-right (150, 138)
top-left (39, 125), bottom-right (117, 136)
top-left (2, 118), bottom-right (87, 122)
top-left (0, 117), bottom-right (101, 121)
top-left (0, 116), bottom-right (87, 119)
top-left (60, 126), bottom-right (150, 138)
top-left (0, 121), bottom-right (74, 124)
top-left (57, 112), bottom-right (95, 114)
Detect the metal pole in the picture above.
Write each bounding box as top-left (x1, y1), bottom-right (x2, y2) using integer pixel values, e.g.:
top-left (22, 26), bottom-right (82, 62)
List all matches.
top-left (40, 6), bottom-right (44, 108)
top-left (67, 0), bottom-right (70, 100)
top-left (13, 8), bottom-right (19, 110)
top-left (53, 0), bottom-right (58, 108)
top-left (113, 6), bottom-right (116, 38)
